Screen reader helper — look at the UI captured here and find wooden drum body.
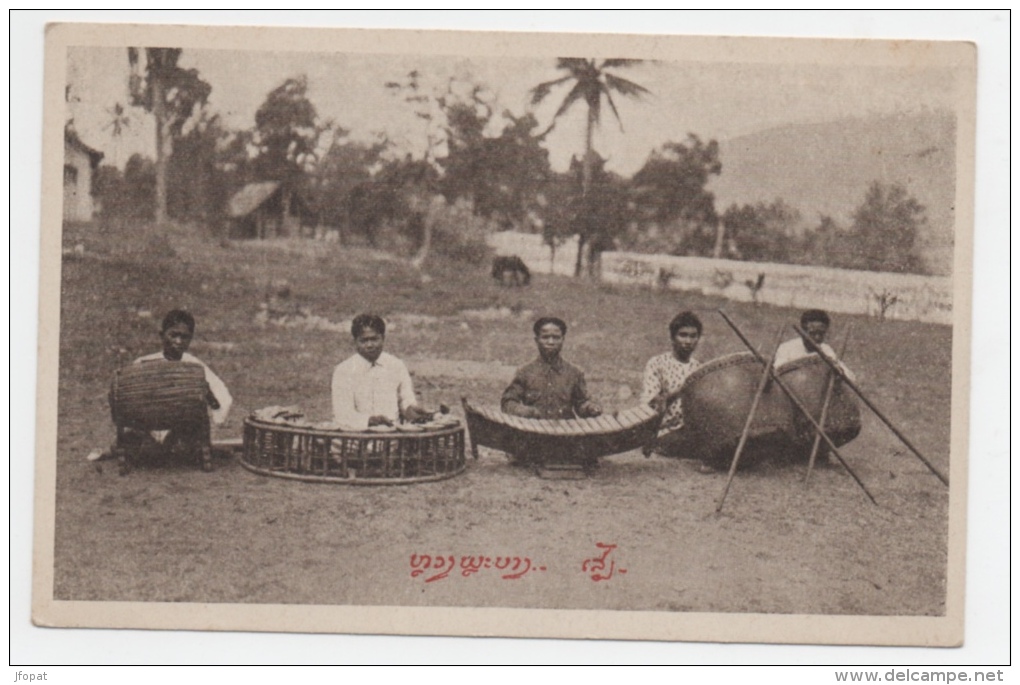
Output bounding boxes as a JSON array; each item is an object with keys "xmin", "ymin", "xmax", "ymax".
[
  {"xmin": 110, "ymin": 361, "xmax": 210, "ymax": 431},
  {"xmin": 241, "ymin": 418, "xmax": 467, "ymax": 485},
  {"xmin": 679, "ymin": 352, "xmax": 792, "ymax": 466},
  {"xmin": 108, "ymin": 361, "xmax": 213, "ymax": 473},
  {"xmin": 463, "ymin": 399, "xmax": 660, "ymax": 462},
  {"xmin": 775, "ymin": 355, "xmax": 861, "ymax": 452}
]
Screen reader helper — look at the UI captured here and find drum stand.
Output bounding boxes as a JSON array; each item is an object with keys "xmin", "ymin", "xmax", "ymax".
[{"xmin": 113, "ymin": 420, "xmax": 213, "ymax": 476}]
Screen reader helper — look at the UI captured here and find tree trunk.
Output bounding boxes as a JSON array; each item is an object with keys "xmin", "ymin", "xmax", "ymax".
[
  {"xmin": 575, "ymin": 106, "xmax": 597, "ymax": 277},
  {"xmin": 574, "ymin": 233, "xmax": 587, "ymax": 278},
  {"xmin": 712, "ymin": 220, "xmax": 726, "ymax": 259},
  {"xmin": 152, "ymin": 75, "xmax": 168, "ymax": 226},
  {"xmin": 410, "ymin": 214, "xmax": 431, "ymax": 270},
  {"xmin": 281, "ymin": 188, "xmax": 292, "ymax": 237}
]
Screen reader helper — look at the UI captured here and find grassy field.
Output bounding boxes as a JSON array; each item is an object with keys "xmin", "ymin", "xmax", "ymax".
[{"xmin": 52, "ymin": 220, "xmax": 952, "ymax": 615}]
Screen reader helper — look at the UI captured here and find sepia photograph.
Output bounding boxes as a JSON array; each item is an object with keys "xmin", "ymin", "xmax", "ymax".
[{"xmin": 21, "ymin": 13, "xmax": 999, "ymax": 660}]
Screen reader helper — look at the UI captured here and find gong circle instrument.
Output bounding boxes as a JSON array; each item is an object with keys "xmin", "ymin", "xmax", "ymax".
[{"xmin": 241, "ymin": 412, "xmax": 466, "ymax": 485}]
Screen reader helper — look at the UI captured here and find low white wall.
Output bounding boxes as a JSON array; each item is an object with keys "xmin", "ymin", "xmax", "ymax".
[{"xmin": 488, "ymin": 231, "xmax": 952, "ymax": 325}]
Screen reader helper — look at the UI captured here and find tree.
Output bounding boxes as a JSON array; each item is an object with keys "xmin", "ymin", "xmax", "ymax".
[
  {"xmin": 721, "ymin": 199, "xmax": 803, "ymax": 263},
  {"xmin": 630, "ymin": 135, "xmax": 722, "ymax": 256},
  {"xmin": 530, "ymin": 58, "xmax": 650, "ymax": 276},
  {"xmin": 849, "ymin": 181, "xmax": 927, "ymax": 273},
  {"xmin": 347, "ymin": 155, "xmax": 437, "ymax": 251},
  {"xmin": 252, "ymin": 75, "xmax": 324, "ymax": 235},
  {"xmin": 253, "ymin": 76, "xmax": 320, "ymax": 179},
  {"xmin": 127, "ymin": 48, "xmax": 211, "ymax": 225},
  {"xmin": 102, "ymin": 102, "xmax": 132, "ymax": 168},
  {"xmin": 312, "ymin": 135, "xmax": 388, "ymax": 242},
  {"xmin": 167, "ymin": 108, "xmax": 232, "ymax": 225},
  {"xmin": 442, "ymin": 111, "xmax": 551, "ymax": 228},
  {"xmin": 383, "ymin": 71, "xmax": 457, "ymax": 268}
]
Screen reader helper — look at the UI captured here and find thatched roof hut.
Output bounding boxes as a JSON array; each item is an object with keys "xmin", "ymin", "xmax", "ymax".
[{"xmin": 227, "ymin": 181, "xmax": 313, "ymax": 238}]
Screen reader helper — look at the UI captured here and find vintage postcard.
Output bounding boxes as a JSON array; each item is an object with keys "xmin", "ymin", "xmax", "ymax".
[{"xmin": 33, "ymin": 20, "xmax": 976, "ymax": 647}]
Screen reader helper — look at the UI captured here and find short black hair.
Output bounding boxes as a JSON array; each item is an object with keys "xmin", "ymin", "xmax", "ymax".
[
  {"xmin": 669, "ymin": 311, "xmax": 702, "ymax": 338},
  {"xmin": 161, "ymin": 309, "xmax": 195, "ymax": 334},
  {"xmin": 533, "ymin": 316, "xmax": 567, "ymax": 336},
  {"xmin": 352, "ymin": 313, "xmax": 386, "ymax": 338},
  {"xmin": 800, "ymin": 309, "xmax": 831, "ymax": 328}
]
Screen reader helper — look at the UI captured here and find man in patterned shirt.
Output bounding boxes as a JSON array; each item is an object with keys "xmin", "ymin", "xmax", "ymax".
[{"xmin": 640, "ymin": 311, "xmax": 702, "ymax": 457}]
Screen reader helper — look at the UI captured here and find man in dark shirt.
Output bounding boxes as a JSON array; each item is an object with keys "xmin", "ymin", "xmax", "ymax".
[
  {"xmin": 501, "ymin": 317, "xmax": 602, "ymax": 472},
  {"xmin": 502, "ymin": 317, "xmax": 602, "ymax": 420}
]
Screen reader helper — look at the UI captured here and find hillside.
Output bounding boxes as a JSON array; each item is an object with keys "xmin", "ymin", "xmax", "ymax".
[{"xmin": 708, "ymin": 111, "xmax": 957, "ymax": 275}]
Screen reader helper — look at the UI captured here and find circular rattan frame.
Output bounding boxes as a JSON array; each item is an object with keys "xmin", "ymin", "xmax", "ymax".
[{"xmin": 240, "ymin": 418, "xmax": 467, "ymax": 485}]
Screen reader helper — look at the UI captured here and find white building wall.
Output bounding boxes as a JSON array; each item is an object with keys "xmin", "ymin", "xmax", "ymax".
[
  {"xmin": 488, "ymin": 231, "xmax": 952, "ymax": 325},
  {"xmin": 63, "ymin": 143, "xmax": 95, "ymax": 222}
]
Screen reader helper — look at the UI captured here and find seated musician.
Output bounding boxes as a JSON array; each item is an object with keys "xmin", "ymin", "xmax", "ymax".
[
  {"xmin": 121, "ymin": 309, "xmax": 233, "ymax": 469},
  {"xmin": 640, "ymin": 311, "xmax": 702, "ymax": 458},
  {"xmin": 331, "ymin": 313, "xmax": 426, "ymax": 430},
  {"xmin": 774, "ymin": 309, "xmax": 856, "ymax": 381},
  {"xmin": 499, "ymin": 318, "xmax": 599, "ymax": 470},
  {"xmin": 501, "ymin": 317, "xmax": 602, "ymax": 469}
]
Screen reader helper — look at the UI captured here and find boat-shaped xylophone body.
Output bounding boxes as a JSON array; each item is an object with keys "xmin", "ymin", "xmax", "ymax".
[{"xmin": 462, "ymin": 399, "xmax": 661, "ymax": 462}]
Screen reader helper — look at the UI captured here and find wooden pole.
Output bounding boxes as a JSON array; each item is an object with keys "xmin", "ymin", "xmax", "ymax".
[
  {"xmin": 717, "ymin": 326, "xmax": 785, "ymax": 513},
  {"xmin": 806, "ymin": 324, "xmax": 853, "ymax": 483},
  {"xmin": 461, "ymin": 397, "xmax": 479, "ymax": 460},
  {"xmin": 792, "ymin": 324, "xmax": 949, "ymax": 487},
  {"xmin": 718, "ymin": 311, "xmax": 877, "ymax": 505}
]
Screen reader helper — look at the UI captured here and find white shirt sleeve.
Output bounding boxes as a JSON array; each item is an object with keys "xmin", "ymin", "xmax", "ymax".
[
  {"xmin": 396, "ymin": 360, "xmax": 418, "ymax": 415},
  {"xmin": 181, "ymin": 353, "xmax": 232, "ymax": 426},
  {"xmin": 812, "ymin": 343, "xmax": 856, "ymax": 383},
  {"xmin": 772, "ymin": 339, "xmax": 802, "ymax": 368},
  {"xmin": 203, "ymin": 365, "xmax": 233, "ymax": 426},
  {"xmin": 332, "ymin": 360, "xmax": 371, "ymax": 430}
]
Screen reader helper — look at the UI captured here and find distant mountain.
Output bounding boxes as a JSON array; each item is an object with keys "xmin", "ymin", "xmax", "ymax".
[{"xmin": 708, "ymin": 111, "xmax": 957, "ymax": 275}]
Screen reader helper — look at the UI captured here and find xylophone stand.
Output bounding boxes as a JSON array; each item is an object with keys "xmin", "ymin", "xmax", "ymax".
[{"xmin": 536, "ymin": 462, "xmax": 591, "ymax": 480}]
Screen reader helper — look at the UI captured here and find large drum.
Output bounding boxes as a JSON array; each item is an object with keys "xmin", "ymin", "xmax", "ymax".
[
  {"xmin": 110, "ymin": 361, "xmax": 210, "ymax": 431},
  {"xmin": 679, "ymin": 352, "xmax": 792, "ymax": 466},
  {"xmin": 774, "ymin": 354, "xmax": 861, "ymax": 454},
  {"xmin": 680, "ymin": 352, "xmax": 862, "ymax": 467},
  {"xmin": 241, "ymin": 416, "xmax": 467, "ymax": 485}
]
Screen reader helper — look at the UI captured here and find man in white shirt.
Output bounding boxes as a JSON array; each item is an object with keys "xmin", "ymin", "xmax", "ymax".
[
  {"xmin": 773, "ymin": 309, "xmax": 856, "ymax": 381},
  {"xmin": 331, "ymin": 314, "xmax": 424, "ymax": 430}
]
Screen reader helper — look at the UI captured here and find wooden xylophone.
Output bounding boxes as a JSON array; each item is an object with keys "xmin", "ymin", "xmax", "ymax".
[{"xmin": 461, "ymin": 398, "xmax": 661, "ymax": 461}]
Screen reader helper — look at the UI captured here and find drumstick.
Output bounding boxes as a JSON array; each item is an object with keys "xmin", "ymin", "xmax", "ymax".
[
  {"xmin": 719, "ymin": 310, "xmax": 877, "ymax": 505},
  {"xmin": 717, "ymin": 326, "xmax": 785, "ymax": 513},
  {"xmin": 793, "ymin": 324, "xmax": 948, "ymax": 487},
  {"xmin": 806, "ymin": 324, "xmax": 853, "ymax": 483}
]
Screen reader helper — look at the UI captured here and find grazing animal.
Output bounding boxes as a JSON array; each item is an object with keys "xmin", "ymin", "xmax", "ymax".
[{"xmin": 491, "ymin": 255, "xmax": 531, "ymax": 287}]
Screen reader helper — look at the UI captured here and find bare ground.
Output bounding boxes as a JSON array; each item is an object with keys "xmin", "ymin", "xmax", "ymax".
[{"xmin": 52, "ymin": 225, "xmax": 951, "ymax": 616}]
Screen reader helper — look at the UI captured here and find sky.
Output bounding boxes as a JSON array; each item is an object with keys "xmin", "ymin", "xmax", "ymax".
[{"xmin": 66, "ymin": 46, "xmax": 958, "ymax": 176}]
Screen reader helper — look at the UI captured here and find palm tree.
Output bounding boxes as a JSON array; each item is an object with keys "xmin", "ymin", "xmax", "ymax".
[
  {"xmin": 103, "ymin": 102, "xmax": 131, "ymax": 168},
  {"xmin": 128, "ymin": 48, "xmax": 210, "ymax": 225},
  {"xmin": 530, "ymin": 58, "xmax": 650, "ymax": 276}
]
